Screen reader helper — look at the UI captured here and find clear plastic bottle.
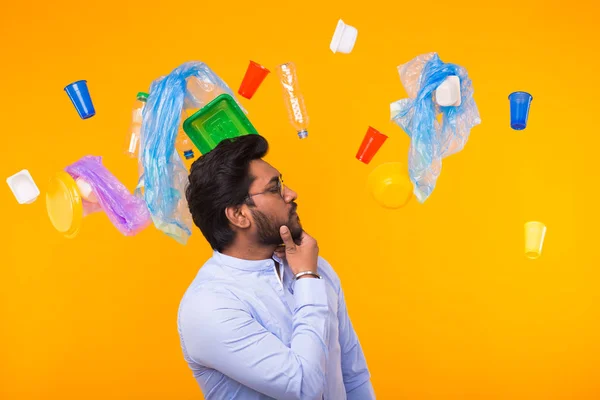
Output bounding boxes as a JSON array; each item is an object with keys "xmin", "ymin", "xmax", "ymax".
[
  {"xmin": 176, "ymin": 110, "xmax": 196, "ymax": 167},
  {"xmin": 125, "ymin": 92, "xmax": 149, "ymax": 158},
  {"xmin": 176, "ymin": 132, "xmax": 195, "ymax": 161},
  {"xmin": 277, "ymin": 62, "xmax": 309, "ymax": 139}
]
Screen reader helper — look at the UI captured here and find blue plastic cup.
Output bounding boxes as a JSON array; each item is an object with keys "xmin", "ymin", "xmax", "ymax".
[
  {"xmin": 64, "ymin": 80, "xmax": 95, "ymax": 119},
  {"xmin": 509, "ymin": 91, "xmax": 533, "ymax": 130}
]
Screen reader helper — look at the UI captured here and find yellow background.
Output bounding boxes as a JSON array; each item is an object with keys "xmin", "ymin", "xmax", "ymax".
[{"xmin": 1, "ymin": 0, "xmax": 599, "ymax": 398}]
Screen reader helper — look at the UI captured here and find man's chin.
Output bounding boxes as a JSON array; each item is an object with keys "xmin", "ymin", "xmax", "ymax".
[{"xmin": 290, "ymin": 223, "xmax": 303, "ymax": 243}]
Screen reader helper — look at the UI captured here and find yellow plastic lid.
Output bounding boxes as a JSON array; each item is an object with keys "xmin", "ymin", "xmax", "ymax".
[
  {"xmin": 46, "ymin": 171, "xmax": 83, "ymax": 238},
  {"xmin": 368, "ymin": 162, "xmax": 413, "ymax": 209}
]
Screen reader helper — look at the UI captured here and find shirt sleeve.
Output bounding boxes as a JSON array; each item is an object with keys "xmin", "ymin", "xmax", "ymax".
[
  {"xmin": 337, "ymin": 284, "xmax": 376, "ymax": 399},
  {"xmin": 179, "ymin": 278, "xmax": 330, "ymax": 400}
]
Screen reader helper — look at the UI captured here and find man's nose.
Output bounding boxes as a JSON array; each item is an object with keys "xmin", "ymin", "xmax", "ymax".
[{"xmin": 283, "ymin": 186, "xmax": 297, "ymax": 203}]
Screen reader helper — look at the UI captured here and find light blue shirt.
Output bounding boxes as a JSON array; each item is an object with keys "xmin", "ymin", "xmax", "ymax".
[{"xmin": 178, "ymin": 251, "xmax": 375, "ymax": 400}]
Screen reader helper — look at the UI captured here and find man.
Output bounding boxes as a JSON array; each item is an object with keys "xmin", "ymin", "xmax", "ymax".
[{"xmin": 178, "ymin": 134, "xmax": 375, "ymax": 399}]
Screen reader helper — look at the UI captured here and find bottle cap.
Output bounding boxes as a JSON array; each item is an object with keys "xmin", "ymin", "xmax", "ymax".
[{"xmin": 297, "ymin": 130, "xmax": 308, "ymax": 139}]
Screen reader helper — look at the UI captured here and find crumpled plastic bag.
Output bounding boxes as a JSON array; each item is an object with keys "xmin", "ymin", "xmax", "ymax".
[
  {"xmin": 390, "ymin": 52, "xmax": 481, "ymax": 203},
  {"xmin": 137, "ymin": 61, "xmax": 243, "ymax": 244},
  {"xmin": 65, "ymin": 155, "xmax": 151, "ymax": 236}
]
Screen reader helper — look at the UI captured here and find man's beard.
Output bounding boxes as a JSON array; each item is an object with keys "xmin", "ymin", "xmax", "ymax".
[{"xmin": 251, "ymin": 206, "xmax": 303, "ymax": 246}]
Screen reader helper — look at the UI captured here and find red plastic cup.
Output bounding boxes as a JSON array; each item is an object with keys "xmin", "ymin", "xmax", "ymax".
[
  {"xmin": 356, "ymin": 126, "xmax": 388, "ymax": 164},
  {"xmin": 238, "ymin": 61, "xmax": 270, "ymax": 99}
]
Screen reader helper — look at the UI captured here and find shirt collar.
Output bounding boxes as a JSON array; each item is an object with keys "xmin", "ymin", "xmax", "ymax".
[
  {"xmin": 214, "ymin": 250, "xmax": 277, "ymax": 271},
  {"xmin": 273, "ymin": 255, "xmax": 295, "ymax": 293}
]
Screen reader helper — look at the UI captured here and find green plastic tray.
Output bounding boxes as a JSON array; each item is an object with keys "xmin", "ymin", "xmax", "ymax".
[{"xmin": 182, "ymin": 94, "xmax": 258, "ymax": 155}]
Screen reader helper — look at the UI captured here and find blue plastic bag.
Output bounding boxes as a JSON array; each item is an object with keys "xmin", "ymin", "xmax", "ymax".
[
  {"xmin": 65, "ymin": 156, "xmax": 151, "ymax": 236},
  {"xmin": 137, "ymin": 61, "xmax": 242, "ymax": 244},
  {"xmin": 390, "ymin": 53, "xmax": 481, "ymax": 203}
]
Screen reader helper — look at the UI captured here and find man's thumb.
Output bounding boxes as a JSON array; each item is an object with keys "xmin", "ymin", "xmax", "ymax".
[
  {"xmin": 279, "ymin": 225, "xmax": 289, "ymax": 239},
  {"xmin": 279, "ymin": 226, "xmax": 295, "ymax": 248}
]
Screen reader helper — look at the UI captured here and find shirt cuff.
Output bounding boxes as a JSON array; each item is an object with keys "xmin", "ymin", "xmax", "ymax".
[{"xmin": 293, "ymin": 277, "xmax": 328, "ymax": 309}]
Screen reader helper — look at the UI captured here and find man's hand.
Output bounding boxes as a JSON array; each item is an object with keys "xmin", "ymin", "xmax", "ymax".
[{"xmin": 279, "ymin": 226, "xmax": 319, "ymax": 277}]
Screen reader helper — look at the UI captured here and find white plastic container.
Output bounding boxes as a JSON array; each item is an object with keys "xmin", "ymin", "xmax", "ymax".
[
  {"xmin": 330, "ymin": 19, "xmax": 358, "ymax": 54},
  {"xmin": 435, "ymin": 76, "xmax": 461, "ymax": 107},
  {"xmin": 6, "ymin": 169, "xmax": 40, "ymax": 204}
]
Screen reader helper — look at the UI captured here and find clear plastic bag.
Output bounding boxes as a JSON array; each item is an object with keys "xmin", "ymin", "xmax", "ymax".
[
  {"xmin": 65, "ymin": 156, "xmax": 151, "ymax": 236},
  {"xmin": 390, "ymin": 52, "xmax": 481, "ymax": 203},
  {"xmin": 137, "ymin": 61, "xmax": 242, "ymax": 244}
]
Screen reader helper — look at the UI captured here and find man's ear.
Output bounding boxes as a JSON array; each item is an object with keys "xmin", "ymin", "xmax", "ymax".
[{"xmin": 225, "ymin": 205, "xmax": 251, "ymax": 229}]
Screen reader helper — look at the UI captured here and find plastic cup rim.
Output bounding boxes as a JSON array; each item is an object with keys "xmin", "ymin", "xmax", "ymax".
[
  {"xmin": 64, "ymin": 80, "xmax": 88, "ymax": 91},
  {"xmin": 525, "ymin": 221, "xmax": 546, "ymax": 228},
  {"xmin": 249, "ymin": 61, "xmax": 270, "ymax": 73},
  {"xmin": 509, "ymin": 91, "xmax": 533, "ymax": 101},
  {"xmin": 367, "ymin": 126, "xmax": 388, "ymax": 138}
]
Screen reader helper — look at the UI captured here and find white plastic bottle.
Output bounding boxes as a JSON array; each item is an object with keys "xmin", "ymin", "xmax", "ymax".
[
  {"xmin": 125, "ymin": 92, "xmax": 149, "ymax": 158},
  {"xmin": 277, "ymin": 62, "xmax": 309, "ymax": 139}
]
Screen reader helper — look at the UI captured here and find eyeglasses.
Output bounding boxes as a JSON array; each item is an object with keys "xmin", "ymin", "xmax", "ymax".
[{"xmin": 246, "ymin": 176, "xmax": 285, "ymax": 203}]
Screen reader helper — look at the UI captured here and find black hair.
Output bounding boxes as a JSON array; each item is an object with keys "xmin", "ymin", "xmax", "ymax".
[{"xmin": 186, "ymin": 134, "xmax": 269, "ymax": 251}]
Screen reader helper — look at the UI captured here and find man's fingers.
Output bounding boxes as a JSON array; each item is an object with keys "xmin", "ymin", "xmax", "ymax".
[{"xmin": 279, "ymin": 226, "xmax": 296, "ymax": 251}]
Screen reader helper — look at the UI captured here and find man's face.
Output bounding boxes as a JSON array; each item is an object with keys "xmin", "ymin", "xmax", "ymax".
[{"xmin": 246, "ymin": 159, "xmax": 303, "ymax": 246}]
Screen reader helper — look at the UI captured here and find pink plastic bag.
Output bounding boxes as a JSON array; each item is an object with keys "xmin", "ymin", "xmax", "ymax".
[{"xmin": 65, "ymin": 156, "xmax": 151, "ymax": 236}]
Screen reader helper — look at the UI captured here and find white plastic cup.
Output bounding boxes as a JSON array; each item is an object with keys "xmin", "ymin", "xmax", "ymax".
[
  {"xmin": 330, "ymin": 19, "xmax": 358, "ymax": 54},
  {"xmin": 524, "ymin": 221, "xmax": 547, "ymax": 260},
  {"xmin": 6, "ymin": 169, "xmax": 40, "ymax": 204}
]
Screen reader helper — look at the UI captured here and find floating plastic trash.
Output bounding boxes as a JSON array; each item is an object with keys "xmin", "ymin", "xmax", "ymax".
[
  {"xmin": 524, "ymin": 221, "xmax": 546, "ymax": 259},
  {"xmin": 124, "ymin": 92, "xmax": 149, "ymax": 158},
  {"xmin": 390, "ymin": 52, "xmax": 481, "ymax": 203},
  {"xmin": 7, "ymin": 169, "xmax": 40, "ymax": 204},
  {"xmin": 356, "ymin": 126, "xmax": 388, "ymax": 164},
  {"xmin": 65, "ymin": 80, "xmax": 95, "ymax": 119},
  {"xmin": 183, "ymin": 94, "xmax": 258, "ymax": 155},
  {"xmin": 330, "ymin": 19, "xmax": 358, "ymax": 54},
  {"xmin": 277, "ymin": 62, "xmax": 309, "ymax": 139},
  {"xmin": 238, "ymin": 61, "xmax": 270, "ymax": 99},
  {"xmin": 46, "ymin": 171, "xmax": 84, "ymax": 238},
  {"xmin": 75, "ymin": 177, "xmax": 98, "ymax": 203},
  {"xmin": 46, "ymin": 156, "xmax": 151, "ymax": 238},
  {"xmin": 138, "ymin": 61, "xmax": 243, "ymax": 244},
  {"xmin": 509, "ymin": 91, "xmax": 533, "ymax": 130},
  {"xmin": 368, "ymin": 162, "xmax": 413, "ymax": 209},
  {"xmin": 435, "ymin": 76, "xmax": 461, "ymax": 107}
]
